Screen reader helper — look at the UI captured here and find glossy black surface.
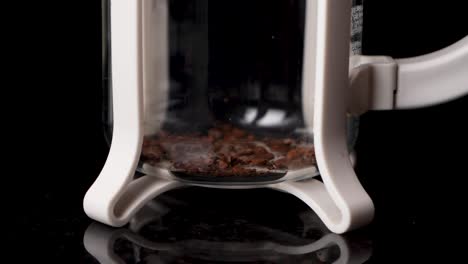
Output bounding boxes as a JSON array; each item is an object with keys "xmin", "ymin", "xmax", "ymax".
[
  {"xmin": 10, "ymin": 0, "xmax": 468, "ymax": 263},
  {"xmin": 83, "ymin": 188, "xmax": 372, "ymax": 263}
]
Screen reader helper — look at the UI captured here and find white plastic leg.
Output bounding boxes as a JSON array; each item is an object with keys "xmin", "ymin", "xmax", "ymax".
[
  {"xmin": 297, "ymin": 0, "xmax": 375, "ymax": 234},
  {"xmin": 85, "ymin": 173, "xmax": 183, "ymax": 227},
  {"xmin": 129, "ymin": 198, "xmax": 171, "ymax": 231},
  {"xmin": 270, "ymin": 180, "xmax": 341, "ymax": 232},
  {"xmin": 83, "ymin": 0, "xmax": 143, "ymax": 227},
  {"xmin": 269, "ymin": 176, "xmax": 373, "ymax": 234},
  {"xmin": 112, "ymin": 176, "xmax": 183, "ymax": 225},
  {"xmin": 84, "ymin": 0, "xmax": 182, "ymax": 227}
]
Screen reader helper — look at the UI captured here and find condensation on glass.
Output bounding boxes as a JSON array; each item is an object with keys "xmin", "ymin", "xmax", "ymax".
[{"xmin": 102, "ymin": 0, "xmax": 364, "ymax": 185}]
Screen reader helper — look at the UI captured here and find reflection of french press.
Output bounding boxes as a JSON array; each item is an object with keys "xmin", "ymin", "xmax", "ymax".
[
  {"xmin": 84, "ymin": 197, "xmax": 373, "ymax": 263},
  {"xmin": 85, "ymin": 0, "xmax": 468, "ymax": 233}
]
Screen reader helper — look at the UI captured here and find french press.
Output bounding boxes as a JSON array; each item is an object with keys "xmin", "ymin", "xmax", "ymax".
[{"xmin": 85, "ymin": 0, "xmax": 468, "ymax": 233}]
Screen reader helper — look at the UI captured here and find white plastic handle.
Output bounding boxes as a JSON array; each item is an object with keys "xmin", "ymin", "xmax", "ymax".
[
  {"xmin": 396, "ymin": 36, "xmax": 468, "ymax": 109},
  {"xmin": 350, "ymin": 36, "xmax": 468, "ymax": 112}
]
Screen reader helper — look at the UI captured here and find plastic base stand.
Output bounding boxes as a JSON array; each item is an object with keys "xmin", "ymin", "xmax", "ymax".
[{"xmin": 85, "ymin": 169, "xmax": 371, "ymax": 234}]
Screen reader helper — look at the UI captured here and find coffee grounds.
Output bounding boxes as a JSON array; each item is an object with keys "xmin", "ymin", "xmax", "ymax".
[{"xmin": 142, "ymin": 124, "xmax": 315, "ymax": 177}]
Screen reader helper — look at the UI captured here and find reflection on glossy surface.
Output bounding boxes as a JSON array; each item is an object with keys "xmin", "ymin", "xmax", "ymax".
[{"xmin": 84, "ymin": 188, "xmax": 372, "ymax": 263}]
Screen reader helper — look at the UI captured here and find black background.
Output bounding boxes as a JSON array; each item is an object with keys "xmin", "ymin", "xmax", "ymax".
[{"xmin": 10, "ymin": 0, "xmax": 468, "ymax": 263}]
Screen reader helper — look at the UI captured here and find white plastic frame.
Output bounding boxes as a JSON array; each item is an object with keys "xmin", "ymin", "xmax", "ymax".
[
  {"xmin": 84, "ymin": 0, "xmax": 468, "ymax": 233},
  {"xmin": 84, "ymin": 0, "xmax": 373, "ymax": 234}
]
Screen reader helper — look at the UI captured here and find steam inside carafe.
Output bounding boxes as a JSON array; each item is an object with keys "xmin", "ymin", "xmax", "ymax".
[{"xmin": 142, "ymin": 123, "xmax": 316, "ymax": 181}]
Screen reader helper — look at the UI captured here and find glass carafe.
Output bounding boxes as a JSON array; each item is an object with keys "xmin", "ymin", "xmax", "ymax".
[{"xmin": 102, "ymin": 0, "xmax": 364, "ymax": 185}]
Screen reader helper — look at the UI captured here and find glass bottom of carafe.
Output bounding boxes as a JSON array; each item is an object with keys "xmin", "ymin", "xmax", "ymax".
[{"xmin": 138, "ymin": 164, "xmax": 319, "ymax": 187}]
